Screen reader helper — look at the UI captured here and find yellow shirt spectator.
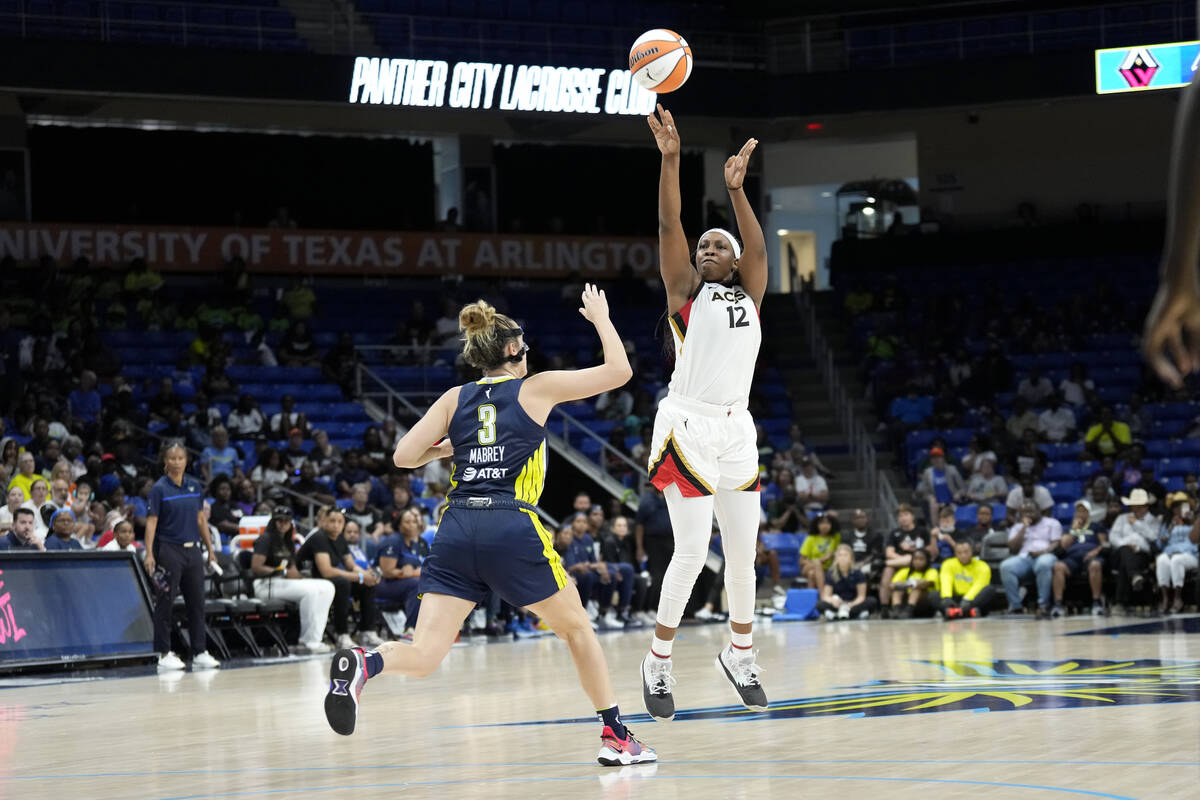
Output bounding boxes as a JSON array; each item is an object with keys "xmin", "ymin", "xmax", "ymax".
[
  {"xmin": 892, "ymin": 566, "xmax": 939, "ymax": 588},
  {"xmin": 800, "ymin": 532, "xmax": 841, "ymax": 569},
  {"xmin": 940, "ymin": 556, "xmax": 991, "ymax": 601},
  {"xmin": 1084, "ymin": 418, "xmax": 1131, "ymax": 456}
]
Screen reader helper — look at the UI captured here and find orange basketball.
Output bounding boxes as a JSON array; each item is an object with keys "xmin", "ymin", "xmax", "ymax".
[{"xmin": 628, "ymin": 28, "xmax": 693, "ymax": 94}]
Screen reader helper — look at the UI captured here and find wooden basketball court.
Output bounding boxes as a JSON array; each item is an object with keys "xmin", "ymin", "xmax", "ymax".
[{"xmin": 2, "ymin": 616, "xmax": 1198, "ymax": 800}]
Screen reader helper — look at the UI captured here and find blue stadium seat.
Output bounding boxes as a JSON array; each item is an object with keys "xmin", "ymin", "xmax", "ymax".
[
  {"xmin": 1158, "ymin": 457, "xmax": 1199, "ymax": 477},
  {"xmin": 1172, "ymin": 439, "xmax": 1200, "ymax": 458},
  {"xmin": 1043, "ymin": 461, "xmax": 1084, "ymax": 481},
  {"xmin": 1045, "ymin": 481, "xmax": 1082, "ymax": 503},
  {"xmin": 760, "ymin": 532, "xmax": 802, "ymax": 578}
]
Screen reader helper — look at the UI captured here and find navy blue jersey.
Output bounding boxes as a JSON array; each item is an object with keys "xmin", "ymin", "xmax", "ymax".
[{"xmin": 447, "ymin": 376, "xmax": 547, "ymax": 505}]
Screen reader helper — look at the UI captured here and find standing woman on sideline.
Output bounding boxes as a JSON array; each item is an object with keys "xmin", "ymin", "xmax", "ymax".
[
  {"xmin": 640, "ymin": 104, "xmax": 768, "ymax": 720},
  {"xmin": 323, "ymin": 287, "xmax": 656, "ymax": 767},
  {"xmin": 143, "ymin": 441, "xmax": 220, "ymax": 671}
]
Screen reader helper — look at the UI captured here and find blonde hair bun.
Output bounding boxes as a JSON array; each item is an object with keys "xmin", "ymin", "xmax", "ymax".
[{"xmin": 459, "ymin": 301, "xmax": 497, "ymax": 337}]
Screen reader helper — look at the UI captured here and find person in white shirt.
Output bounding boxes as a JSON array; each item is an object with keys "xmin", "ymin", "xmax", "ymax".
[
  {"xmin": 1058, "ymin": 363, "xmax": 1094, "ymax": 408},
  {"xmin": 794, "ymin": 457, "xmax": 829, "ymax": 511},
  {"xmin": 1107, "ymin": 488, "xmax": 1160, "ymax": 612},
  {"xmin": 0, "ymin": 486, "xmax": 24, "ymax": 532},
  {"xmin": 1017, "ymin": 367, "xmax": 1054, "ymax": 405},
  {"xmin": 19, "ymin": 478, "xmax": 52, "ymax": 544},
  {"xmin": 1037, "ymin": 394, "xmax": 1077, "ymax": 443},
  {"xmin": 1076, "ymin": 477, "xmax": 1112, "ymax": 528},
  {"xmin": 966, "ymin": 458, "xmax": 1008, "ymax": 504},
  {"xmin": 1000, "ymin": 501, "xmax": 1063, "ymax": 615},
  {"xmin": 1005, "ymin": 475, "xmax": 1054, "ymax": 523},
  {"xmin": 100, "ymin": 519, "xmax": 138, "ymax": 552}
]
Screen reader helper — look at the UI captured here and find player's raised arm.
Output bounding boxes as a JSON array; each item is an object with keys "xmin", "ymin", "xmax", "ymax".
[
  {"xmin": 725, "ymin": 138, "xmax": 766, "ymax": 307},
  {"xmin": 521, "ymin": 284, "xmax": 632, "ymax": 420},
  {"xmin": 1144, "ymin": 71, "xmax": 1200, "ymax": 387},
  {"xmin": 648, "ymin": 104, "xmax": 699, "ymax": 313},
  {"xmin": 392, "ymin": 387, "xmax": 458, "ymax": 469}
]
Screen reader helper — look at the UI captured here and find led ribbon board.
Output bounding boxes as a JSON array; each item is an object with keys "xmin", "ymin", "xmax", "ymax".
[
  {"xmin": 1095, "ymin": 40, "xmax": 1200, "ymax": 94},
  {"xmin": 347, "ymin": 57, "xmax": 658, "ymax": 115}
]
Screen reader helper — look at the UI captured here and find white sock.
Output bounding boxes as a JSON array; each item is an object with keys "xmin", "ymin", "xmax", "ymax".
[
  {"xmin": 730, "ymin": 630, "xmax": 752, "ymax": 650},
  {"xmin": 650, "ymin": 635, "xmax": 673, "ymax": 659}
]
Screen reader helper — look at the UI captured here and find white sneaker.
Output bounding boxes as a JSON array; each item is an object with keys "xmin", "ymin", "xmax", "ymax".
[
  {"xmin": 336, "ymin": 633, "xmax": 356, "ymax": 650},
  {"xmin": 603, "ymin": 610, "xmax": 621, "ymax": 628},
  {"xmin": 192, "ymin": 651, "xmax": 221, "ymax": 670},
  {"xmin": 157, "ymin": 651, "xmax": 185, "ymax": 671},
  {"xmin": 694, "ymin": 606, "xmax": 717, "ymax": 622},
  {"xmin": 715, "ymin": 644, "xmax": 767, "ymax": 711},
  {"xmin": 638, "ymin": 611, "xmax": 658, "ymax": 627},
  {"xmin": 837, "ymin": 604, "xmax": 851, "ymax": 620},
  {"xmin": 587, "ymin": 600, "xmax": 600, "ymax": 621},
  {"xmin": 304, "ymin": 641, "xmax": 333, "ymax": 654},
  {"xmin": 772, "ymin": 584, "xmax": 787, "ymax": 597},
  {"xmin": 358, "ymin": 630, "xmax": 385, "ymax": 648}
]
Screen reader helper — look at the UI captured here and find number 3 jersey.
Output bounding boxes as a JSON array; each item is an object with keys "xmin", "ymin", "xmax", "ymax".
[
  {"xmin": 446, "ymin": 376, "xmax": 548, "ymax": 505},
  {"xmin": 667, "ymin": 281, "xmax": 762, "ymax": 406}
]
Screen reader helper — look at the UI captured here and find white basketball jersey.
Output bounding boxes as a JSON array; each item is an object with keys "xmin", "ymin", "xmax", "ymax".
[{"xmin": 666, "ymin": 281, "xmax": 762, "ymax": 406}]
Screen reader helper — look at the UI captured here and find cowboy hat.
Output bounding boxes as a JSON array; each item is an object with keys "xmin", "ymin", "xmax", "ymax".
[
  {"xmin": 1165, "ymin": 491, "xmax": 1191, "ymax": 509},
  {"xmin": 1121, "ymin": 488, "xmax": 1154, "ymax": 507}
]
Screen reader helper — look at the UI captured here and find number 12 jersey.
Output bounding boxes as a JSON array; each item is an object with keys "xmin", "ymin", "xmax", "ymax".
[{"xmin": 666, "ymin": 281, "xmax": 763, "ymax": 407}]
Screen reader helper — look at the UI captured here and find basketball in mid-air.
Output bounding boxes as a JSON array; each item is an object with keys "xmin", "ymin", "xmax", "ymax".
[{"xmin": 628, "ymin": 29, "xmax": 693, "ymax": 94}]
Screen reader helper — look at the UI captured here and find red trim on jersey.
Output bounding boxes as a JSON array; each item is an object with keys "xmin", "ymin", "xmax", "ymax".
[{"xmin": 649, "ymin": 451, "xmax": 711, "ymax": 498}]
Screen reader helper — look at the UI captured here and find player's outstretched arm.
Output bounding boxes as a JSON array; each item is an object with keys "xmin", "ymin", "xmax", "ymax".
[
  {"xmin": 521, "ymin": 284, "xmax": 633, "ymax": 422},
  {"xmin": 1145, "ymin": 72, "xmax": 1200, "ymax": 387},
  {"xmin": 648, "ymin": 104, "xmax": 699, "ymax": 313},
  {"xmin": 725, "ymin": 138, "xmax": 766, "ymax": 307},
  {"xmin": 393, "ymin": 387, "xmax": 458, "ymax": 468}
]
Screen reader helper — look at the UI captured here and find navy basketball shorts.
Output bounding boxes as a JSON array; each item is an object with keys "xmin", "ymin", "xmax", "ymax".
[{"xmin": 419, "ymin": 506, "xmax": 569, "ymax": 607}]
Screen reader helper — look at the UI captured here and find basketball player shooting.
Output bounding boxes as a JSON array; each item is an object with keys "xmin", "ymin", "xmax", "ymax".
[{"xmin": 639, "ymin": 104, "xmax": 769, "ymax": 721}]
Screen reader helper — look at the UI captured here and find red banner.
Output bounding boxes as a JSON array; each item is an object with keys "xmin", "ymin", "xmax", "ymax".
[{"xmin": 0, "ymin": 223, "xmax": 658, "ymax": 277}]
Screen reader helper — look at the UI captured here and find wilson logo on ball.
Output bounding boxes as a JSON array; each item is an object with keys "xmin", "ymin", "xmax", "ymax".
[{"xmin": 628, "ymin": 29, "xmax": 693, "ymax": 94}]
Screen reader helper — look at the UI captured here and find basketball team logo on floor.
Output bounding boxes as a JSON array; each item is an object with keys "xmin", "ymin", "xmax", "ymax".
[{"xmin": 464, "ymin": 659, "xmax": 1200, "ymax": 727}]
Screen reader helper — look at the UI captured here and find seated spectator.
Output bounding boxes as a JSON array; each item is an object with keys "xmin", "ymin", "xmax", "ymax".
[
  {"xmin": 186, "ymin": 392, "xmax": 223, "ymax": 450},
  {"xmin": 344, "ymin": 483, "xmax": 379, "ymax": 533},
  {"xmin": 343, "ymin": 518, "xmax": 373, "ymax": 570},
  {"xmin": 43, "ymin": 507, "xmax": 83, "ymax": 551},
  {"xmin": 1017, "ymin": 367, "xmax": 1054, "ymax": 405},
  {"xmin": 295, "ymin": 507, "xmax": 382, "ymax": 649},
  {"xmin": 939, "ymin": 538, "xmax": 996, "ymax": 618},
  {"xmin": 1107, "ymin": 489, "xmax": 1160, "ymax": 614},
  {"xmin": 967, "ymin": 458, "xmax": 1007, "ymax": 505},
  {"xmin": 933, "ymin": 504, "xmax": 959, "ymax": 561},
  {"xmin": 1006, "ymin": 475, "xmax": 1054, "ymax": 525},
  {"xmin": 282, "ymin": 428, "xmax": 309, "ymax": 472},
  {"xmin": 375, "ymin": 507, "xmax": 429, "ymax": 637},
  {"xmin": 21, "ymin": 478, "xmax": 52, "ymax": 542},
  {"xmin": 147, "ymin": 377, "xmax": 181, "ymax": 422},
  {"xmin": 270, "ymin": 395, "xmax": 307, "ymax": 440},
  {"xmin": 1007, "ymin": 430, "xmax": 1049, "ymax": 479},
  {"xmin": 963, "ymin": 503, "xmax": 999, "ymax": 554},
  {"xmin": 931, "ymin": 384, "xmax": 967, "ymax": 428},
  {"xmin": 767, "ymin": 472, "xmax": 804, "ymax": 533},
  {"xmin": 309, "ymin": 429, "xmax": 343, "ymax": 477},
  {"xmin": 0, "ymin": 507, "xmax": 43, "ymax": 550},
  {"xmin": 603, "ymin": 514, "xmax": 653, "ymax": 623},
  {"xmin": 799, "ymin": 513, "xmax": 840, "ymax": 592},
  {"xmin": 7, "ymin": 451, "xmax": 38, "ymax": 501},
  {"xmin": 889, "ymin": 548, "xmax": 939, "ymax": 618},
  {"xmin": 1084, "ymin": 407, "xmax": 1132, "ymax": 460},
  {"xmin": 67, "ymin": 370, "xmax": 102, "ymax": 431},
  {"xmin": 202, "ymin": 357, "xmax": 237, "ymax": 399},
  {"xmin": 334, "ymin": 451, "xmax": 370, "ymax": 497},
  {"xmin": 1077, "ymin": 477, "xmax": 1112, "ymax": 528},
  {"xmin": 1156, "ymin": 493, "xmax": 1199, "ymax": 614},
  {"xmin": 359, "ymin": 427, "xmax": 391, "ymax": 475},
  {"xmin": 207, "ymin": 476, "xmax": 242, "ymax": 540},
  {"xmin": 596, "ymin": 514, "xmax": 639, "ymax": 628},
  {"xmin": 250, "ymin": 507, "xmax": 335, "ymax": 654},
  {"xmin": 1124, "ymin": 393, "xmax": 1154, "ymax": 440},
  {"xmin": 100, "ymin": 518, "xmax": 137, "ymax": 552},
  {"xmin": 1037, "ymin": 394, "xmax": 1076, "ymax": 443},
  {"xmin": 1006, "ymin": 398, "xmax": 1040, "ymax": 442},
  {"xmin": 817, "ymin": 544, "xmax": 878, "ymax": 620},
  {"xmin": 201, "ymin": 426, "xmax": 239, "ymax": 482},
  {"xmin": 1115, "ymin": 443, "xmax": 1166, "ymax": 501},
  {"xmin": 887, "ymin": 384, "xmax": 933, "ymax": 446},
  {"xmin": 960, "ymin": 435, "xmax": 997, "ymax": 477},
  {"xmin": 1000, "ymin": 500, "xmax": 1063, "ymax": 616},
  {"xmin": 1051, "ymin": 501, "xmax": 1107, "ymax": 617},
  {"xmin": 794, "ymin": 456, "xmax": 829, "ymax": 512},
  {"xmin": 226, "ymin": 394, "xmax": 265, "ymax": 438},
  {"xmin": 250, "ymin": 447, "xmax": 290, "ymax": 501},
  {"xmin": 322, "ymin": 332, "xmax": 359, "ymax": 398},
  {"xmin": 786, "ymin": 424, "xmax": 832, "ymax": 477},
  {"xmin": 292, "ymin": 461, "xmax": 336, "ymax": 509},
  {"xmin": 844, "ymin": 509, "xmax": 883, "ymax": 580},
  {"xmin": 560, "ymin": 515, "xmax": 603, "ymax": 611},
  {"xmin": 917, "ymin": 447, "xmax": 966, "ymax": 523},
  {"xmin": 1058, "ymin": 363, "xmax": 1094, "ymax": 408},
  {"xmin": 880, "ymin": 504, "xmax": 936, "ymax": 614},
  {"xmin": 279, "ymin": 321, "xmax": 321, "ymax": 367},
  {"xmin": 0, "ymin": 485, "xmax": 24, "ymax": 532}
]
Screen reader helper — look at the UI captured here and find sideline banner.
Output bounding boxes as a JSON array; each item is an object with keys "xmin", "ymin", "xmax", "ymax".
[
  {"xmin": 1095, "ymin": 40, "xmax": 1199, "ymax": 94},
  {"xmin": 0, "ymin": 223, "xmax": 657, "ymax": 277}
]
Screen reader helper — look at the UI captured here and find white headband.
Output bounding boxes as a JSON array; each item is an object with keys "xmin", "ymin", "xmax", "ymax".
[{"xmin": 701, "ymin": 228, "xmax": 741, "ymax": 260}]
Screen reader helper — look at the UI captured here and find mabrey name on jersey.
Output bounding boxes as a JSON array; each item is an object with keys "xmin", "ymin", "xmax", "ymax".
[
  {"xmin": 468, "ymin": 446, "xmax": 505, "ymax": 464},
  {"xmin": 460, "ymin": 466, "xmax": 509, "ymax": 481}
]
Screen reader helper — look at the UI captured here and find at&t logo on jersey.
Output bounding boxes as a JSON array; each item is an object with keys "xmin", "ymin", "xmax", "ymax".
[{"xmin": 460, "ymin": 466, "xmax": 509, "ymax": 482}]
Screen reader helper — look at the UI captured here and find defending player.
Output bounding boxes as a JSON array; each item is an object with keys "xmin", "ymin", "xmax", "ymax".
[
  {"xmin": 640, "ymin": 104, "xmax": 769, "ymax": 720},
  {"xmin": 323, "ymin": 286, "xmax": 656, "ymax": 767}
]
